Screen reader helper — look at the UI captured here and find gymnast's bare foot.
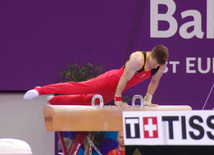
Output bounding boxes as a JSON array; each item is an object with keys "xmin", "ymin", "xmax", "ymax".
[{"xmin": 23, "ymin": 89, "xmax": 39, "ymax": 100}]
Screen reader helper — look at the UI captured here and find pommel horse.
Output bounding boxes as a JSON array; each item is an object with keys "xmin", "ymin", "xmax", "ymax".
[{"xmin": 43, "ymin": 95, "xmax": 192, "ymax": 155}]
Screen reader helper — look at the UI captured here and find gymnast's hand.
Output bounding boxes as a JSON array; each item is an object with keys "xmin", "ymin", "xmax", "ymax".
[
  {"xmin": 144, "ymin": 94, "xmax": 158, "ymax": 107},
  {"xmin": 144, "ymin": 101, "xmax": 159, "ymax": 107},
  {"xmin": 115, "ymin": 101, "xmax": 130, "ymax": 107},
  {"xmin": 149, "ymin": 103, "xmax": 159, "ymax": 107}
]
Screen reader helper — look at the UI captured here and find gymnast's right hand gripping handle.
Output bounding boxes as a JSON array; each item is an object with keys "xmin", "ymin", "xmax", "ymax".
[
  {"xmin": 132, "ymin": 95, "xmax": 144, "ymax": 109},
  {"xmin": 92, "ymin": 94, "xmax": 104, "ymax": 109}
]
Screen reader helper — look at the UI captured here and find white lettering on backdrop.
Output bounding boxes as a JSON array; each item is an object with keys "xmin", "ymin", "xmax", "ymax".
[{"xmin": 150, "ymin": 0, "xmax": 214, "ymax": 39}]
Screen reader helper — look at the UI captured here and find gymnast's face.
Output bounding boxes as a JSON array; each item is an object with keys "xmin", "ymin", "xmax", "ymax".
[
  {"xmin": 117, "ymin": 131, "xmax": 124, "ymax": 147},
  {"xmin": 150, "ymin": 57, "xmax": 160, "ymax": 69}
]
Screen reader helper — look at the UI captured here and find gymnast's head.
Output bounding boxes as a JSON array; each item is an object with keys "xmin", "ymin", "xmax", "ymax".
[{"xmin": 151, "ymin": 45, "xmax": 169, "ymax": 66}]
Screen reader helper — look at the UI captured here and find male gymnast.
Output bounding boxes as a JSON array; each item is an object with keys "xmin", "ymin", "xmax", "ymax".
[{"xmin": 24, "ymin": 45, "xmax": 168, "ymax": 107}]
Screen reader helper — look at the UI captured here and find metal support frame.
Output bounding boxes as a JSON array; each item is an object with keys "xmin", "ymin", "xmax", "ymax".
[{"xmin": 58, "ymin": 131, "xmax": 87, "ymax": 155}]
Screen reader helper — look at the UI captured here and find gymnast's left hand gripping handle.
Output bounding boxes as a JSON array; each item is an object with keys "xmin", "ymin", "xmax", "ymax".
[{"xmin": 92, "ymin": 95, "xmax": 104, "ymax": 109}]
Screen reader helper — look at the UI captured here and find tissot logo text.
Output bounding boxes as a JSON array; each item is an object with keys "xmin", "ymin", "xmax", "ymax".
[
  {"xmin": 123, "ymin": 111, "xmax": 214, "ymax": 146},
  {"xmin": 143, "ymin": 117, "xmax": 158, "ymax": 138},
  {"xmin": 125, "ymin": 118, "xmax": 140, "ymax": 138}
]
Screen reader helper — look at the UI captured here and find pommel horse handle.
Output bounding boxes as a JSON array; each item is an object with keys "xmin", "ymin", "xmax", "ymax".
[
  {"xmin": 92, "ymin": 94, "xmax": 104, "ymax": 108},
  {"xmin": 132, "ymin": 95, "xmax": 144, "ymax": 109}
]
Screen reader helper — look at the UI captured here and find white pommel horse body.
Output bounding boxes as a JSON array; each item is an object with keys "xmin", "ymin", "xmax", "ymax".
[{"xmin": 43, "ymin": 95, "xmax": 192, "ymax": 155}]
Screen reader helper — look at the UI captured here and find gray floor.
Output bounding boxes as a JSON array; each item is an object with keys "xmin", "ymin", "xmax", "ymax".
[{"xmin": 0, "ymin": 93, "xmax": 54, "ymax": 155}]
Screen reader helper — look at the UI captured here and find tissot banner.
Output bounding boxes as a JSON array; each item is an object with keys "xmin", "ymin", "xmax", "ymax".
[{"xmin": 123, "ymin": 111, "xmax": 214, "ymax": 145}]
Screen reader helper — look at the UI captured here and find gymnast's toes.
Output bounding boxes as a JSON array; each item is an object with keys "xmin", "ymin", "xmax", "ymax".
[
  {"xmin": 23, "ymin": 89, "xmax": 39, "ymax": 100},
  {"xmin": 47, "ymin": 95, "xmax": 54, "ymax": 101}
]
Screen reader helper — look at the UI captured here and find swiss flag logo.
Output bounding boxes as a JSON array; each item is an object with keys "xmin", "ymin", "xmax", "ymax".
[{"xmin": 143, "ymin": 117, "xmax": 158, "ymax": 138}]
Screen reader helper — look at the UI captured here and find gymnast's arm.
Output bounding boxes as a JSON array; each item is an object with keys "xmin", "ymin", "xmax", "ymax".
[
  {"xmin": 115, "ymin": 52, "xmax": 143, "ymax": 107},
  {"xmin": 145, "ymin": 63, "xmax": 167, "ymax": 106}
]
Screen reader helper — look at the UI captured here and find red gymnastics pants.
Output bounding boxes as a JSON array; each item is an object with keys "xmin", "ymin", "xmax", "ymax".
[{"xmin": 35, "ymin": 68, "xmax": 125, "ymax": 105}]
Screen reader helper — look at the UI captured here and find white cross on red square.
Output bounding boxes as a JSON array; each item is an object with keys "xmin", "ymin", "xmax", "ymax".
[{"xmin": 143, "ymin": 117, "xmax": 158, "ymax": 138}]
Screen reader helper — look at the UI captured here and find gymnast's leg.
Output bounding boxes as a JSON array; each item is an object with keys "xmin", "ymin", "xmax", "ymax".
[
  {"xmin": 47, "ymin": 93, "xmax": 115, "ymax": 105},
  {"xmin": 23, "ymin": 69, "xmax": 120, "ymax": 100},
  {"xmin": 24, "ymin": 80, "xmax": 110, "ymax": 100},
  {"xmin": 47, "ymin": 94, "xmax": 91, "ymax": 105}
]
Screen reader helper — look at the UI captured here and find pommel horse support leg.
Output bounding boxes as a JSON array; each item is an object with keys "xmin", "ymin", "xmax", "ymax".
[{"xmin": 43, "ymin": 95, "xmax": 192, "ymax": 155}]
